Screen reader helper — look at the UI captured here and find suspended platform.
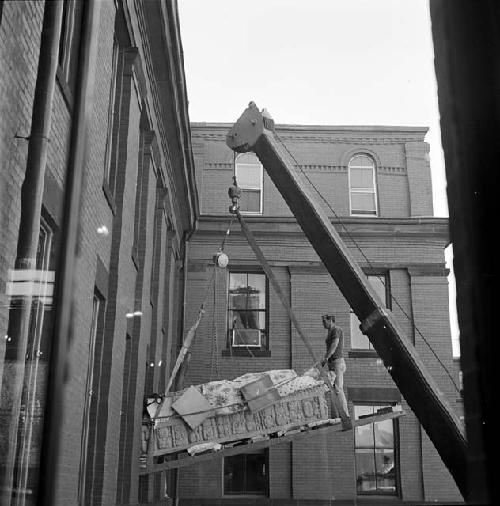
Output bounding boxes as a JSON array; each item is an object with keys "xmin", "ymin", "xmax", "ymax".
[
  {"xmin": 140, "ymin": 367, "xmax": 405, "ymax": 475},
  {"xmin": 140, "ymin": 407, "xmax": 404, "ymax": 473}
]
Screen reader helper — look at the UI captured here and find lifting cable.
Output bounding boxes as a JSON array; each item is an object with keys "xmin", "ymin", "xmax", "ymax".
[{"xmin": 273, "ymin": 131, "xmax": 460, "ymax": 395}]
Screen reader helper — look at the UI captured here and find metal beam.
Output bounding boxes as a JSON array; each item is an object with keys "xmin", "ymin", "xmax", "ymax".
[{"xmin": 226, "ymin": 102, "xmax": 467, "ymax": 497}]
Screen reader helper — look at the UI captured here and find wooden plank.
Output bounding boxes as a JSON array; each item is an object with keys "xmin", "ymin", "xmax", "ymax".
[{"xmin": 139, "ymin": 409, "xmax": 405, "ymax": 474}]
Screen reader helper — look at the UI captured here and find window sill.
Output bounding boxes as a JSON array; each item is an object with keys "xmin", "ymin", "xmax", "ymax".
[
  {"xmin": 355, "ymin": 494, "xmax": 400, "ymax": 501},
  {"xmin": 222, "ymin": 349, "xmax": 271, "ymax": 357},
  {"xmin": 349, "ymin": 350, "xmax": 379, "ymax": 358}
]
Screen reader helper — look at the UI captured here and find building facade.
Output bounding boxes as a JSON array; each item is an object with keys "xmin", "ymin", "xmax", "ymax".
[
  {"xmin": 0, "ymin": 1, "xmax": 196, "ymax": 505},
  {"xmin": 177, "ymin": 122, "xmax": 464, "ymax": 504}
]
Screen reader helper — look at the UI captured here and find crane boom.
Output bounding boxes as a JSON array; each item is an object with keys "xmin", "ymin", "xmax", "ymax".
[{"xmin": 226, "ymin": 102, "xmax": 467, "ymax": 497}]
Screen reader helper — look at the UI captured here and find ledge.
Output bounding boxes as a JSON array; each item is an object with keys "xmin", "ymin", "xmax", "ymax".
[
  {"xmin": 222, "ymin": 349, "xmax": 271, "ymax": 358},
  {"xmin": 193, "ymin": 215, "xmax": 449, "ymax": 240}
]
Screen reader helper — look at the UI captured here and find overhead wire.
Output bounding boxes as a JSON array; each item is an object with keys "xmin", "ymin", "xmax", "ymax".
[{"xmin": 273, "ymin": 131, "xmax": 460, "ymax": 395}]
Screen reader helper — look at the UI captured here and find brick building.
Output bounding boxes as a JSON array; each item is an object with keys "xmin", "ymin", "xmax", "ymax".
[
  {"xmin": 177, "ymin": 123, "xmax": 464, "ymax": 504},
  {"xmin": 0, "ymin": 1, "xmax": 196, "ymax": 505}
]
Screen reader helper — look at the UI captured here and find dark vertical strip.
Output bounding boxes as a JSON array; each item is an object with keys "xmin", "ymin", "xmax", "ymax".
[
  {"xmin": 430, "ymin": 2, "xmax": 497, "ymax": 502},
  {"xmin": 36, "ymin": 1, "xmax": 99, "ymax": 505}
]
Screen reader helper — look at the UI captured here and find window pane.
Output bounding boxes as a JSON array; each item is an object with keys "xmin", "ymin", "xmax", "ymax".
[
  {"xmin": 350, "ymin": 312, "xmax": 371, "ymax": 349},
  {"xmin": 236, "ymin": 310, "xmax": 260, "ymax": 329},
  {"xmin": 350, "ymin": 155, "xmax": 373, "ymax": 168},
  {"xmin": 230, "ymin": 310, "xmax": 265, "ymax": 331},
  {"xmin": 247, "ymin": 274, "xmax": 266, "ymax": 308},
  {"xmin": 236, "ymin": 152, "xmax": 260, "ymax": 165},
  {"xmin": 224, "ymin": 454, "xmax": 246, "ymax": 493},
  {"xmin": 224, "ymin": 453, "xmax": 267, "ymax": 495},
  {"xmin": 240, "ymin": 189, "xmax": 261, "ymax": 213},
  {"xmin": 351, "ymin": 193, "xmax": 376, "ymax": 214},
  {"xmin": 356, "ymin": 449, "xmax": 376, "ymax": 493},
  {"xmin": 228, "ymin": 272, "xmax": 267, "ymax": 350},
  {"xmin": 355, "ymin": 424, "xmax": 375, "ymax": 447},
  {"xmin": 236, "ymin": 164, "xmax": 261, "ymax": 188},
  {"xmin": 354, "ymin": 405, "xmax": 374, "ymax": 419},
  {"xmin": 350, "ymin": 167, "xmax": 374, "ymax": 189},
  {"xmin": 374, "ymin": 418, "xmax": 394, "ymax": 447},
  {"xmin": 229, "ymin": 273, "xmax": 247, "ymax": 291},
  {"xmin": 354, "ymin": 405, "xmax": 375, "ymax": 447},
  {"xmin": 245, "ymin": 453, "xmax": 267, "ymax": 493},
  {"xmin": 368, "ymin": 275, "xmax": 387, "ymax": 305},
  {"xmin": 376, "ymin": 450, "xmax": 396, "ymax": 492}
]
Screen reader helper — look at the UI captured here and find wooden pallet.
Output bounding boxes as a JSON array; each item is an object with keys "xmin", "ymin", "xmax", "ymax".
[{"xmin": 139, "ymin": 408, "xmax": 405, "ymax": 474}]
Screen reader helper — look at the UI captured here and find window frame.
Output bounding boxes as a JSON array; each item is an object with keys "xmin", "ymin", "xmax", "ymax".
[
  {"xmin": 226, "ymin": 269, "xmax": 269, "ymax": 353},
  {"xmin": 102, "ymin": 37, "xmax": 121, "ymax": 209},
  {"xmin": 353, "ymin": 403, "xmax": 401, "ymax": 497},
  {"xmin": 235, "ymin": 154, "xmax": 264, "ymax": 215},
  {"xmin": 348, "ymin": 154, "xmax": 378, "ymax": 217},
  {"xmin": 350, "ymin": 272, "xmax": 391, "ymax": 352}
]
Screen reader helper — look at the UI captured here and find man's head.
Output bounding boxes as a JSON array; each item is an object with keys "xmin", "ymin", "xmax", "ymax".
[{"xmin": 322, "ymin": 314, "xmax": 335, "ymax": 329}]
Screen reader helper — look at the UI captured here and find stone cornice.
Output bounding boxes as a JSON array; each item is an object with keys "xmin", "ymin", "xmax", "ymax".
[
  {"xmin": 289, "ymin": 263, "xmax": 448, "ymax": 276},
  {"xmin": 191, "ymin": 122, "xmax": 428, "ymax": 144},
  {"xmin": 191, "ymin": 131, "xmax": 424, "ymax": 145},
  {"xmin": 194, "ymin": 215, "xmax": 449, "ymax": 240}
]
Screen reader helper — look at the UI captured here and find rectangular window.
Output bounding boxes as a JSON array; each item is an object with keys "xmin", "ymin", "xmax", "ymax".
[
  {"xmin": 349, "ymin": 155, "xmax": 377, "ymax": 216},
  {"xmin": 228, "ymin": 271, "xmax": 268, "ymax": 350},
  {"xmin": 235, "ymin": 163, "xmax": 263, "ymax": 214},
  {"xmin": 223, "ymin": 450, "xmax": 268, "ymax": 495},
  {"xmin": 103, "ymin": 39, "xmax": 120, "ymax": 197},
  {"xmin": 7, "ymin": 216, "xmax": 55, "ymax": 501},
  {"xmin": 58, "ymin": 0, "xmax": 83, "ymax": 94},
  {"xmin": 354, "ymin": 404, "xmax": 399, "ymax": 496},
  {"xmin": 79, "ymin": 289, "xmax": 106, "ymax": 505},
  {"xmin": 350, "ymin": 273, "xmax": 390, "ymax": 350}
]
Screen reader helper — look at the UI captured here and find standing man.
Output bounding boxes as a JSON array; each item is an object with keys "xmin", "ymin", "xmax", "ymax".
[{"xmin": 321, "ymin": 314, "xmax": 351, "ymax": 424}]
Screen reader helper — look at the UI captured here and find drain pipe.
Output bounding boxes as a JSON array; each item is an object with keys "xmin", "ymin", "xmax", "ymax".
[{"xmin": 0, "ymin": 2, "xmax": 64, "ymax": 503}]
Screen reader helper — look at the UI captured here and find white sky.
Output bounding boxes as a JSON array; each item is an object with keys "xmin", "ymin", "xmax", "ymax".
[{"xmin": 178, "ymin": 0, "xmax": 460, "ymax": 355}]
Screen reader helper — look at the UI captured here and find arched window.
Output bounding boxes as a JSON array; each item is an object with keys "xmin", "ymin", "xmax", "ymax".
[
  {"xmin": 348, "ymin": 155, "xmax": 377, "ymax": 216},
  {"xmin": 235, "ymin": 153, "xmax": 263, "ymax": 214}
]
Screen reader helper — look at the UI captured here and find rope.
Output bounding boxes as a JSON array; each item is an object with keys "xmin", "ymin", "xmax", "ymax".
[
  {"xmin": 210, "ymin": 268, "xmax": 220, "ymax": 381},
  {"xmin": 274, "ymin": 132, "xmax": 460, "ymax": 394}
]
